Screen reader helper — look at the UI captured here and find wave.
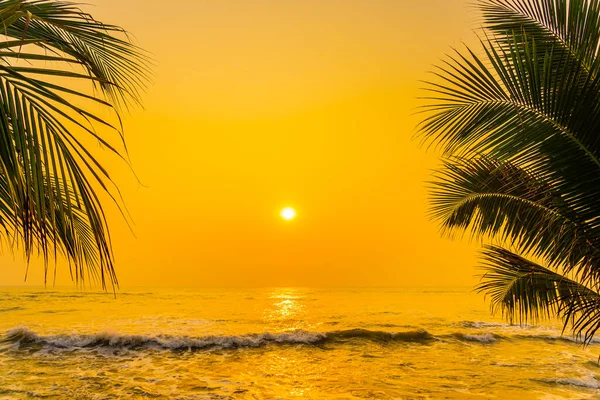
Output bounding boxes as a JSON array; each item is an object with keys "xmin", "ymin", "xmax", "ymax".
[
  {"xmin": 4, "ymin": 325, "xmax": 597, "ymax": 353},
  {"xmin": 328, "ymin": 328, "xmax": 434, "ymax": 342},
  {"xmin": 0, "ymin": 306, "xmax": 24, "ymax": 313},
  {"xmin": 452, "ymin": 329, "xmax": 600, "ymax": 344},
  {"xmin": 1, "ymin": 327, "xmax": 436, "ymax": 352},
  {"xmin": 40, "ymin": 309, "xmax": 79, "ymax": 314},
  {"xmin": 511, "ymin": 333, "xmax": 600, "ymax": 344},
  {"xmin": 455, "ymin": 331, "xmax": 598, "ymax": 344},
  {"xmin": 538, "ymin": 376, "xmax": 600, "ymax": 389},
  {"xmin": 452, "ymin": 333, "xmax": 498, "ymax": 343},
  {"xmin": 458, "ymin": 321, "xmax": 531, "ymax": 329}
]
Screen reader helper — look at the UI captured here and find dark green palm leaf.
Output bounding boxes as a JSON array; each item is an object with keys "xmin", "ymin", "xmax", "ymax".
[
  {"xmin": 0, "ymin": 0, "xmax": 149, "ymax": 290},
  {"xmin": 419, "ymin": 0, "xmax": 600, "ymax": 343},
  {"xmin": 430, "ymin": 157, "xmax": 600, "ymax": 279},
  {"xmin": 478, "ymin": 245, "xmax": 600, "ymax": 344},
  {"xmin": 478, "ymin": 0, "xmax": 600, "ymax": 72},
  {"xmin": 419, "ymin": 30, "xmax": 600, "ymax": 233}
]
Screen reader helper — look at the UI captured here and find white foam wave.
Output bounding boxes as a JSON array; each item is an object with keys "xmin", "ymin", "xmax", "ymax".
[
  {"xmin": 459, "ymin": 321, "xmax": 532, "ymax": 329},
  {"xmin": 461, "ymin": 333, "xmax": 497, "ymax": 343},
  {"xmin": 543, "ymin": 375, "xmax": 600, "ymax": 389},
  {"xmin": 3, "ymin": 327, "xmax": 327, "ymax": 351},
  {"xmin": 7, "ymin": 325, "xmax": 600, "ymax": 353},
  {"xmin": 1, "ymin": 327, "xmax": 441, "ymax": 353},
  {"xmin": 452, "ymin": 332, "xmax": 497, "ymax": 343}
]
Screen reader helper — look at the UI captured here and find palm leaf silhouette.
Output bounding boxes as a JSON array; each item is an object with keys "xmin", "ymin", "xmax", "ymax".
[
  {"xmin": 420, "ymin": 0, "xmax": 600, "ymax": 343},
  {"xmin": 0, "ymin": 0, "xmax": 149, "ymax": 290}
]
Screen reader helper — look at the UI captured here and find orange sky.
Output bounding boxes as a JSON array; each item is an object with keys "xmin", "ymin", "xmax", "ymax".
[{"xmin": 0, "ymin": 0, "xmax": 481, "ymax": 287}]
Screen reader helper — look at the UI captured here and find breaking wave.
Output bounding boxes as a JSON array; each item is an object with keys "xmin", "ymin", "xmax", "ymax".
[
  {"xmin": 1, "ymin": 327, "xmax": 435, "ymax": 352},
  {"xmin": 452, "ymin": 333, "xmax": 498, "ymax": 343},
  {"xmin": 4, "ymin": 326, "xmax": 597, "ymax": 353},
  {"xmin": 538, "ymin": 375, "xmax": 600, "ymax": 389},
  {"xmin": 458, "ymin": 321, "xmax": 532, "ymax": 329},
  {"xmin": 459, "ymin": 321, "xmax": 511, "ymax": 329}
]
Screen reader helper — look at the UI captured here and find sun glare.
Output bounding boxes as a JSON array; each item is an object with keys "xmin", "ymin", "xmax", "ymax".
[{"xmin": 280, "ymin": 207, "xmax": 297, "ymax": 221}]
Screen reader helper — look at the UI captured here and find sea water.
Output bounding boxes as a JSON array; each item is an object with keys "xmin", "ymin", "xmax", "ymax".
[{"xmin": 0, "ymin": 286, "xmax": 599, "ymax": 399}]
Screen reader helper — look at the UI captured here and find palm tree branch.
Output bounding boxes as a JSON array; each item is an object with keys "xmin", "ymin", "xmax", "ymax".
[{"xmin": 478, "ymin": 245, "xmax": 600, "ymax": 344}]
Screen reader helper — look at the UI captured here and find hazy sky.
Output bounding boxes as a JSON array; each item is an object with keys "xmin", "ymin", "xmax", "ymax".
[{"xmin": 0, "ymin": 0, "xmax": 482, "ymax": 287}]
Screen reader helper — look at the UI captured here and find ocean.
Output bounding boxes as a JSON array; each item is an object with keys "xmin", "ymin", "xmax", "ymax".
[{"xmin": 0, "ymin": 286, "xmax": 598, "ymax": 399}]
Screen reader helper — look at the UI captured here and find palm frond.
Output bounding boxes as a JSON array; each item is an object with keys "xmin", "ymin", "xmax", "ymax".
[
  {"xmin": 478, "ymin": 245, "xmax": 600, "ymax": 344},
  {"xmin": 419, "ymin": 0, "xmax": 600, "ymax": 343},
  {"xmin": 0, "ymin": 1, "xmax": 150, "ymax": 289},
  {"xmin": 478, "ymin": 0, "xmax": 600, "ymax": 71},
  {"xmin": 418, "ymin": 29, "xmax": 600, "ymax": 233},
  {"xmin": 1, "ymin": 0, "xmax": 152, "ymax": 107},
  {"xmin": 430, "ymin": 157, "xmax": 600, "ymax": 278}
]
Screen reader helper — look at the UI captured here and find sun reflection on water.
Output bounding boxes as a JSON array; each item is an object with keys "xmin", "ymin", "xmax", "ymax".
[{"xmin": 264, "ymin": 289, "xmax": 306, "ymax": 330}]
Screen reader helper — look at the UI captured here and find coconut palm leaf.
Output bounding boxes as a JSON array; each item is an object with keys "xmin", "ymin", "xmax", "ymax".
[
  {"xmin": 430, "ymin": 157, "xmax": 600, "ymax": 279},
  {"xmin": 478, "ymin": 245, "xmax": 600, "ymax": 344},
  {"xmin": 0, "ymin": 1, "xmax": 149, "ymax": 289},
  {"xmin": 418, "ymin": 32, "xmax": 600, "ymax": 166},
  {"xmin": 419, "ymin": 30, "xmax": 600, "ymax": 236},
  {"xmin": 0, "ymin": 0, "xmax": 151, "ymax": 106},
  {"xmin": 419, "ymin": 0, "xmax": 600, "ymax": 343},
  {"xmin": 478, "ymin": 0, "xmax": 600, "ymax": 72}
]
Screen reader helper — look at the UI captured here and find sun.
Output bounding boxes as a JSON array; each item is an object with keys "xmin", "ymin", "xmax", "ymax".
[{"xmin": 280, "ymin": 207, "xmax": 297, "ymax": 221}]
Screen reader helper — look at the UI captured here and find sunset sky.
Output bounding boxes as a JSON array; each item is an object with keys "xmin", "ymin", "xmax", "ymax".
[{"xmin": 0, "ymin": 0, "xmax": 481, "ymax": 287}]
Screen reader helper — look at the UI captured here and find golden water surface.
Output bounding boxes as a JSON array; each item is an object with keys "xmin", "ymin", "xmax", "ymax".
[{"xmin": 0, "ymin": 287, "xmax": 598, "ymax": 399}]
